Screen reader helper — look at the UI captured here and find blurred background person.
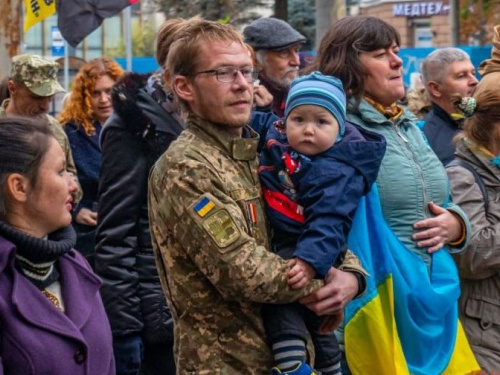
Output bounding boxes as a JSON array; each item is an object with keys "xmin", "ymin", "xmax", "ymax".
[
  {"xmin": 0, "ymin": 116, "xmax": 114, "ymax": 375},
  {"xmin": 447, "ymin": 90, "xmax": 500, "ymax": 371},
  {"xmin": 95, "ymin": 18, "xmax": 202, "ymax": 375},
  {"xmin": 244, "ymin": 17, "xmax": 306, "ymax": 116},
  {"xmin": 421, "ymin": 48, "xmax": 478, "ymax": 165},
  {"xmin": 59, "ymin": 57, "xmax": 124, "ymax": 266},
  {"xmin": 1, "ymin": 54, "xmax": 81, "ymax": 202}
]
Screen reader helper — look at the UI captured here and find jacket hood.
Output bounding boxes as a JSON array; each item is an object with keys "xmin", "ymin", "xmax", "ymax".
[
  {"xmin": 111, "ymin": 72, "xmax": 152, "ymax": 136},
  {"xmin": 107, "ymin": 72, "xmax": 184, "ymax": 139},
  {"xmin": 479, "ymin": 24, "xmax": 500, "ymax": 76},
  {"xmin": 323, "ymin": 122, "xmax": 387, "ymax": 191}
]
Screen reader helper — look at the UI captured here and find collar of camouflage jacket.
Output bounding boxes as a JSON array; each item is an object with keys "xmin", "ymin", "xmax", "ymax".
[{"xmin": 187, "ymin": 114, "xmax": 259, "ymax": 161}]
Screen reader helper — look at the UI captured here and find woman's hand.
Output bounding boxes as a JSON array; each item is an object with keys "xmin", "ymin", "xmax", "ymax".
[
  {"xmin": 253, "ymin": 84, "xmax": 273, "ymax": 108},
  {"xmin": 75, "ymin": 208, "xmax": 98, "ymax": 226},
  {"xmin": 412, "ymin": 202, "xmax": 463, "ymax": 253},
  {"xmin": 300, "ymin": 267, "xmax": 358, "ymax": 316}
]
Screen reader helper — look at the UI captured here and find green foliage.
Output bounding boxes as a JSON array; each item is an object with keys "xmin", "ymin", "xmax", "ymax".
[
  {"xmin": 105, "ymin": 20, "xmax": 156, "ymax": 58},
  {"xmin": 153, "ymin": 0, "xmax": 266, "ymax": 26},
  {"xmin": 288, "ymin": 0, "xmax": 315, "ymax": 50}
]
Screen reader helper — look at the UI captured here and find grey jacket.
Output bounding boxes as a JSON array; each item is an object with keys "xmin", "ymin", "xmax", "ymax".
[{"xmin": 447, "ymin": 139, "xmax": 500, "ymax": 371}]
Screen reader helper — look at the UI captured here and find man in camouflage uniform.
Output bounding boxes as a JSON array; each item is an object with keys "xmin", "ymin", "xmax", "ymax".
[
  {"xmin": 148, "ymin": 20, "xmax": 366, "ymax": 374},
  {"xmin": 1, "ymin": 54, "xmax": 81, "ymax": 201}
]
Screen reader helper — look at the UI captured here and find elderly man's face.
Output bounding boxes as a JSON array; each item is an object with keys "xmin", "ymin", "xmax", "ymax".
[
  {"xmin": 185, "ymin": 41, "xmax": 254, "ymax": 133},
  {"xmin": 259, "ymin": 45, "xmax": 301, "ymax": 90},
  {"xmin": 8, "ymin": 81, "xmax": 52, "ymax": 118},
  {"xmin": 439, "ymin": 60, "xmax": 478, "ymax": 100}
]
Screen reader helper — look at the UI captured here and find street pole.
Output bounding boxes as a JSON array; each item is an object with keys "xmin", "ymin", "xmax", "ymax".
[
  {"xmin": 449, "ymin": 0, "xmax": 459, "ymax": 46},
  {"xmin": 124, "ymin": 6, "xmax": 132, "ymax": 71}
]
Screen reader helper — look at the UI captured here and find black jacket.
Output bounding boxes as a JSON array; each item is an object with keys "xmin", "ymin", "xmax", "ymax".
[
  {"xmin": 95, "ymin": 73, "xmax": 184, "ymax": 343},
  {"xmin": 422, "ymin": 103, "xmax": 463, "ymax": 166}
]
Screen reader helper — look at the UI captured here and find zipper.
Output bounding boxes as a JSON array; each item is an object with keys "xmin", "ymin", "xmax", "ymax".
[{"xmin": 390, "ymin": 120, "xmax": 430, "ymax": 218}]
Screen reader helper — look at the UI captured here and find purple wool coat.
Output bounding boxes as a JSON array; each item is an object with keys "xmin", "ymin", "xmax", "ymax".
[{"xmin": 0, "ymin": 236, "xmax": 115, "ymax": 375}]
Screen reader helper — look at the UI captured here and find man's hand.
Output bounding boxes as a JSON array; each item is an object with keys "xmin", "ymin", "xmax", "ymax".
[
  {"xmin": 287, "ymin": 258, "xmax": 316, "ymax": 289},
  {"xmin": 253, "ymin": 84, "xmax": 273, "ymax": 108},
  {"xmin": 300, "ymin": 267, "xmax": 358, "ymax": 315},
  {"xmin": 75, "ymin": 208, "xmax": 98, "ymax": 226}
]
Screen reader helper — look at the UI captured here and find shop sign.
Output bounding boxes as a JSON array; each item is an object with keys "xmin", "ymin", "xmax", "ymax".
[{"xmin": 393, "ymin": 2, "xmax": 449, "ymax": 17}]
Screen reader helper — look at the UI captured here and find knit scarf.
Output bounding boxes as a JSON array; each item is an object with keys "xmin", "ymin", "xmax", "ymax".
[{"xmin": 0, "ymin": 222, "xmax": 76, "ymax": 289}]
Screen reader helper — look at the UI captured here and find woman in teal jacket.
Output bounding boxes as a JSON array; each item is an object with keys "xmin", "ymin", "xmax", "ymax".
[{"xmin": 303, "ymin": 16, "xmax": 474, "ymax": 375}]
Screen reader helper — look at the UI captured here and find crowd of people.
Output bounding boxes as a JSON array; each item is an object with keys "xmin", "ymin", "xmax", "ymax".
[{"xmin": 0, "ymin": 13, "xmax": 498, "ymax": 375}]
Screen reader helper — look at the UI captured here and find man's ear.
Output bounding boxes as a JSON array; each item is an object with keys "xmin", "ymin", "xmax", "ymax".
[
  {"xmin": 173, "ymin": 75, "xmax": 194, "ymax": 103},
  {"xmin": 5, "ymin": 173, "xmax": 29, "ymax": 204},
  {"xmin": 427, "ymin": 81, "xmax": 442, "ymax": 98},
  {"xmin": 7, "ymin": 80, "xmax": 16, "ymax": 96}
]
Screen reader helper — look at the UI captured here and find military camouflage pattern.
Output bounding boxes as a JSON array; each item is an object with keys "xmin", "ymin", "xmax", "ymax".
[
  {"xmin": 148, "ymin": 115, "xmax": 324, "ymax": 374},
  {"xmin": 0, "ymin": 100, "xmax": 82, "ymax": 204},
  {"xmin": 10, "ymin": 54, "xmax": 65, "ymax": 97}
]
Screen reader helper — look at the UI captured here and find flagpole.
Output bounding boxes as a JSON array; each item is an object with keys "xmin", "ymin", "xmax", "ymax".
[
  {"xmin": 124, "ymin": 6, "xmax": 132, "ymax": 71},
  {"xmin": 64, "ymin": 39, "xmax": 69, "ymax": 91}
]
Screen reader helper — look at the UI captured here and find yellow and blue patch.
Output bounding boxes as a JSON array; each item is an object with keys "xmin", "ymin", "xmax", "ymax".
[{"xmin": 194, "ymin": 197, "xmax": 215, "ymax": 217}]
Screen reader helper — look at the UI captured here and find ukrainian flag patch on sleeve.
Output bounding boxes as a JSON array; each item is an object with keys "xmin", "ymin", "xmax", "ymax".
[{"xmin": 194, "ymin": 196, "xmax": 215, "ymax": 217}]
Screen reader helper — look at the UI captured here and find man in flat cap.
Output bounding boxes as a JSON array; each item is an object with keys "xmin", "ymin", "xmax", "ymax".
[
  {"xmin": 1, "ymin": 54, "xmax": 81, "ymax": 200},
  {"xmin": 244, "ymin": 17, "xmax": 306, "ymax": 117}
]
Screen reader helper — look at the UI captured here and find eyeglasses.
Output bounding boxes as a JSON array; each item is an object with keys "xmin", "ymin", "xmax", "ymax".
[{"xmin": 190, "ymin": 66, "xmax": 259, "ymax": 83}]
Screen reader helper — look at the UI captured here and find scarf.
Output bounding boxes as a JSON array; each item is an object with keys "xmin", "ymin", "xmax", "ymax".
[{"xmin": 0, "ymin": 222, "xmax": 76, "ymax": 289}]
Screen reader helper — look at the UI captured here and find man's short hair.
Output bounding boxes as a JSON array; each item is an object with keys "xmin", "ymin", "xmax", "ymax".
[
  {"xmin": 167, "ymin": 20, "xmax": 246, "ymax": 110},
  {"xmin": 243, "ymin": 18, "xmax": 306, "ymax": 51},
  {"xmin": 10, "ymin": 54, "xmax": 64, "ymax": 97},
  {"xmin": 421, "ymin": 48, "xmax": 471, "ymax": 85}
]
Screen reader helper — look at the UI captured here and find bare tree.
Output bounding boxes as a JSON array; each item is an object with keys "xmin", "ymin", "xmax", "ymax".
[{"xmin": 0, "ymin": 0, "xmax": 21, "ymax": 77}]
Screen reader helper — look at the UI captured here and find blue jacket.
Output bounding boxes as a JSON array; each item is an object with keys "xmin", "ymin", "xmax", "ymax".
[
  {"xmin": 64, "ymin": 120, "xmax": 102, "ymax": 214},
  {"xmin": 251, "ymin": 112, "xmax": 386, "ymax": 278},
  {"xmin": 423, "ymin": 103, "xmax": 463, "ymax": 166}
]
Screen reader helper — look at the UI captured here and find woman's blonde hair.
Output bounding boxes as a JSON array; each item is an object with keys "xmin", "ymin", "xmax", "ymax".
[{"xmin": 59, "ymin": 58, "xmax": 124, "ymax": 135}]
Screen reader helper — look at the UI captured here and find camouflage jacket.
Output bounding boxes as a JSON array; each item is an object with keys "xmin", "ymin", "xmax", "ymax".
[
  {"xmin": 148, "ymin": 115, "xmax": 324, "ymax": 374},
  {"xmin": 149, "ymin": 115, "xmax": 367, "ymax": 374},
  {"xmin": 0, "ymin": 99, "xmax": 82, "ymax": 204}
]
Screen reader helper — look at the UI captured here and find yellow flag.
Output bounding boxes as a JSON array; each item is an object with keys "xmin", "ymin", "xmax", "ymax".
[{"xmin": 23, "ymin": 0, "xmax": 56, "ymax": 32}]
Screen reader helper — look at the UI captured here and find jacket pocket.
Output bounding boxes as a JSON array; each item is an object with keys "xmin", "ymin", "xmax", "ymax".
[{"xmin": 464, "ymin": 295, "xmax": 500, "ymax": 352}]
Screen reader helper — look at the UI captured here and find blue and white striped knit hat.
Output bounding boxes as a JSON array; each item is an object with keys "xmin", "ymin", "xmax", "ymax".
[{"xmin": 285, "ymin": 71, "xmax": 347, "ymax": 140}]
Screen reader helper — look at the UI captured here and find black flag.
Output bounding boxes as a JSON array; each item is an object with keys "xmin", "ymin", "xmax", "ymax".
[{"xmin": 56, "ymin": 0, "xmax": 139, "ymax": 48}]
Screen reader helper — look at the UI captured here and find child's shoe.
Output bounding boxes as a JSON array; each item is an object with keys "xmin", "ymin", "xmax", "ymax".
[{"xmin": 271, "ymin": 361, "xmax": 317, "ymax": 375}]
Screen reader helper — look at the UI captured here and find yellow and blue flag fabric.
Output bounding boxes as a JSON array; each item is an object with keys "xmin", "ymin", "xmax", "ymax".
[
  {"xmin": 345, "ymin": 186, "xmax": 480, "ymax": 375},
  {"xmin": 23, "ymin": 0, "xmax": 56, "ymax": 32}
]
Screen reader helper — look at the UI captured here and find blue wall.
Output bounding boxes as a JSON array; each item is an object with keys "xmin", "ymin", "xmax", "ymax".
[
  {"xmin": 116, "ymin": 45, "xmax": 493, "ymax": 87},
  {"xmin": 399, "ymin": 45, "xmax": 492, "ymax": 87}
]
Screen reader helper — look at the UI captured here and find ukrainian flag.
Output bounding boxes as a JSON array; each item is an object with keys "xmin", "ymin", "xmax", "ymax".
[{"xmin": 344, "ymin": 186, "xmax": 480, "ymax": 375}]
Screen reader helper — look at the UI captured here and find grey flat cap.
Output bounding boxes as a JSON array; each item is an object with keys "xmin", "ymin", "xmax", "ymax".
[{"xmin": 243, "ymin": 18, "xmax": 306, "ymax": 51}]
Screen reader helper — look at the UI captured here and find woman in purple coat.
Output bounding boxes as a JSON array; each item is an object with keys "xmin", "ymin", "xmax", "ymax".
[{"xmin": 0, "ymin": 117, "xmax": 114, "ymax": 375}]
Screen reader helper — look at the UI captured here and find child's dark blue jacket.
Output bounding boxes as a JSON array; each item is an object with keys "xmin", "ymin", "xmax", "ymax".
[{"xmin": 250, "ymin": 111, "xmax": 386, "ymax": 278}]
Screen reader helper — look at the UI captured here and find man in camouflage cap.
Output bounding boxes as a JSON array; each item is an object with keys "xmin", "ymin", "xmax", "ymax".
[
  {"xmin": 148, "ymin": 20, "xmax": 366, "ymax": 374},
  {"xmin": 1, "ymin": 54, "xmax": 81, "ymax": 201}
]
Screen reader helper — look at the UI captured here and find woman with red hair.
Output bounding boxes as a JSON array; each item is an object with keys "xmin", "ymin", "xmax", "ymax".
[{"xmin": 59, "ymin": 57, "xmax": 124, "ymax": 265}]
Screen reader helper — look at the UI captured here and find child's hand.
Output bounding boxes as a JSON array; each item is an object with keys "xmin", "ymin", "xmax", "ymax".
[
  {"xmin": 318, "ymin": 310, "xmax": 344, "ymax": 334},
  {"xmin": 287, "ymin": 258, "xmax": 316, "ymax": 289}
]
